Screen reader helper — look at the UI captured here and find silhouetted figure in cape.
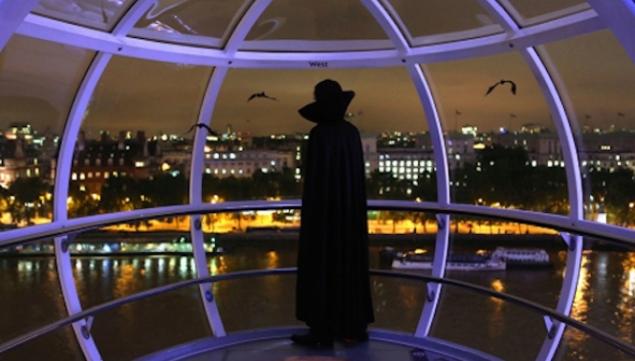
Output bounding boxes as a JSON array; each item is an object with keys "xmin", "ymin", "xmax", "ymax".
[{"xmin": 292, "ymin": 79, "xmax": 374, "ymax": 347}]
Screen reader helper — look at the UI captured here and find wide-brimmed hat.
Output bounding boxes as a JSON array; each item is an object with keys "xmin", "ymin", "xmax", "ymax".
[{"xmin": 298, "ymin": 79, "xmax": 355, "ymax": 123}]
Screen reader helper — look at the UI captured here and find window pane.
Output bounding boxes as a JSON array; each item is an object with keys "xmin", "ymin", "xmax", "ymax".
[
  {"xmin": 381, "ymin": 0, "xmax": 504, "ymax": 46},
  {"xmin": 499, "ymin": 0, "xmax": 590, "ymax": 26},
  {"xmin": 130, "ymin": 0, "xmax": 250, "ymax": 48},
  {"xmin": 203, "ymin": 68, "xmax": 434, "ymax": 216},
  {"xmin": 69, "ymin": 56, "xmax": 212, "ymax": 217},
  {"xmin": 433, "ymin": 287, "xmax": 546, "ymax": 360},
  {"xmin": 0, "ymin": 35, "xmax": 94, "ymax": 226},
  {"xmin": 242, "ymin": 0, "xmax": 391, "ymax": 51},
  {"xmin": 540, "ymin": 31, "xmax": 635, "ymax": 225},
  {"xmin": 33, "ymin": 0, "xmax": 136, "ymax": 31},
  {"xmin": 0, "ymin": 241, "xmax": 75, "ymax": 349},
  {"xmin": 425, "ymin": 51, "xmax": 569, "ymax": 214},
  {"xmin": 69, "ymin": 220, "xmax": 211, "ymax": 360}
]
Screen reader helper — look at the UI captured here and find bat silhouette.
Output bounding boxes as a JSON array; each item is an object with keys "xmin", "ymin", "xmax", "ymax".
[
  {"xmin": 247, "ymin": 92, "xmax": 277, "ymax": 102},
  {"xmin": 184, "ymin": 123, "xmax": 219, "ymax": 137},
  {"xmin": 485, "ymin": 79, "xmax": 517, "ymax": 96},
  {"xmin": 509, "ymin": 113, "xmax": 517, "ymax": 118},
  {"xmin": 617, "ymin": 112, "xmax": 626, "ymax": 117}
]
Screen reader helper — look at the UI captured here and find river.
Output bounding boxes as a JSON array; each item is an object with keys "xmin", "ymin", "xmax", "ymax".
[{"xmin": 0, "ymin": 242, "xmax": 633, "ymax": 360}]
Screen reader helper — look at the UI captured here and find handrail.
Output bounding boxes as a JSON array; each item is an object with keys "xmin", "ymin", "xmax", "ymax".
[
  {"xmin": 2, "ymin": 200, "xmax": 635, "ymax": 249},
  {"xmin": 1, "ymin": 268, "xmax": 634, "ymax": 357}
]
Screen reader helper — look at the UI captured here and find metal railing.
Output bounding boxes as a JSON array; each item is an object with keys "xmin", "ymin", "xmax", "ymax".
[
  {"xmin": 1, "ymin": 268, "xmax": 634, "ymax": 357},
  {"xmin": 2, "ymin": 200, "xmax": 635, "ymax": 248},
  {"xmin": 1, "ymin": 200, "xmax": 635, "ymax": 360}
]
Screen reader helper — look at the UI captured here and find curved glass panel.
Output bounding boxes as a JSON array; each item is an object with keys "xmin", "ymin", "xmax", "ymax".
[
  {"xmin": 92, "ymin": 288, "xmax": 209, "ymax": 360},
  {"xmin": 560, "ymin": 241, "xmax": 635, "ymax": 361},
  {"xmin": 2, "ymin": 327, "xmax": 82, "ymax": 361},
  {"xmin": 445, "ymin": 216, "xmax": 564, "ymax": 308},
  {"xmin": 381, "ymin": 0, "xmax": 504, "ymax": 46},
  {"xmin": 499, "ymin": 0, "xmax": 590, "ymax": 26},
  {"xmin": 0, "ymin": 35, "xmax": 94, "ymax": 226},
  {"xmin": 540, "ymin": 31, "xmax": 635, "ymax": 226},
  {"xmin": 433, "ymin": 287, "xmax": 545, "ymax": 361},
  {"xmin": 425, "ymin": 51, "xmax": 569, "ymax": 214},
  {"xmin": 33, "ymin": 0, "xmax": 136, "ymax": 31},
  {"xmin": 130, "ymin": 0, "xmax": 250, "ymax": 48},
  {"xmin": 562, "ymin": 326, "xmax": 634, "ymax": 361},
  {"xmin": 68, "ymin": 220, "xmax": 210, "ymax": 359},
  {"xmin": 205, "ymin": 68, "xmax": 433, "ymax": 211},
  {"xmin": 242, "ymin": 0, "xmax": 391, "ymax": 51},
  {"xmin": 69, "ymin": 57, "xmax": 212, "ymax": 217},
  {"xmin": 0, "ymin": 240, "xmax": 76, "ymax": 354}
]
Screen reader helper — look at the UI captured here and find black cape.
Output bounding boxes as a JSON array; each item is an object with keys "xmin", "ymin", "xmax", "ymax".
[{"xmin": 296, "ymin": 118, "xmax": 374, "ymax": 337}]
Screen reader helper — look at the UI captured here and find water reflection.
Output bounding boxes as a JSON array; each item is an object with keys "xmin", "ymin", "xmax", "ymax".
[
  {"xmin": 209, "ymin": 256, "xmax": 228, "ymax": 275},
  {"xmin": 178, "ymin": 256, "xmax": 188, "ymax": 278},
  {"xmin": 565, "ymin": 251, "xmax": 635, "ymax": 359},
  {"xmin": 487, "ymin": 278, "xmax": 506, "ymax": 337},
  {"xmin": 2, "ymin": 249, "xmax": 635, "ymax": 361},
  {"xmin": 114, "ymin": 263, "xmax": 136, "ymax": 299},
  {"xmin": 266, "ymin": 250, "xmax": 280, "ymax": 269},
  {"xmin": 617, "ymin": 254, "xmax": 635, "ymax": 342},
  {"xmin": 491, "ymin": 278, "xmax": 505, "ymax": 294},
  {"xmin": 571, "ymin": 254, "xmax": 590, "ymax": 323}
]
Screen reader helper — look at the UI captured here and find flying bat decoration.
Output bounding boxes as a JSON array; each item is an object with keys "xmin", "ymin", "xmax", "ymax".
[
  {"xmin": 485, "ymin": 79, "xmax": 517, "ymax": 96},
  {"xmin": 247, "ymin": 92, "xmax": 278, "ymax": 102},
  {"xmin": 183, "ymin": 122, "xmax": 219, "ymax": 137}
]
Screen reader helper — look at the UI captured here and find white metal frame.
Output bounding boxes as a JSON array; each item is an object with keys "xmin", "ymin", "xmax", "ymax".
[
  {"xmin": 188, "ymin": 68, "xmax": 229, "ymax": 338},
  {"xmin": 0, "ymin": 0, "xmax": 39, "ymax": 50},
  {"xmin": 52, "ymin": 52, "xmax": 111, "ymax": 361},
  {"xmin": 48, "ymin": 2, "xmax": 171, "ymax": 360},
  {"xmin": 187, "ymin": 0, "xmax": 273, "ymax": 338},
  {"xmin": 4, "ymin": 200, "xmax": 635, "ymax": 251},
  {"xmin": 362, "ymin": 0, "xmax": 452, "ymax": 338},
  {"xmin": 408, "ymin": 65, "xmax": 451, "ymax": 337},
  {"xmin": 587, "ymin": 0, "xmax": 635, "ymax": 62},
  {"xmin": 474, "ymin": 3, "xmax": 585, "ymax": 360},
  {"xmin": 14, "ymin": 9, "xmax": 602, "ymax": 69},
  {"xmin": 522, "ymin": 48, "xmax": 584, "ymax": 361}
]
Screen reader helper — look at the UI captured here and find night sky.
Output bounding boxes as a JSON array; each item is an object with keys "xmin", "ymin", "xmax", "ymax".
[{"xmin": 0, "ymin": 12, "xmax": 633, "ymax": 137}]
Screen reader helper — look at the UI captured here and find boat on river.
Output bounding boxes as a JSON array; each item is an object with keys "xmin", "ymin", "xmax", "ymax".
[
  {"xmin": 490, "ymin": 247, "xmax": 552, "ymax": 268},
  {"xmin": 380, "ymin": 246, "xmax": 551, "ymax": 271},
  {"xmin": 381, "ymin": 247, "xmax": 506, "ymax": 271}
]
